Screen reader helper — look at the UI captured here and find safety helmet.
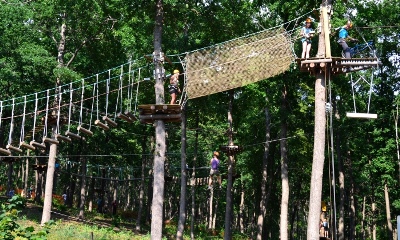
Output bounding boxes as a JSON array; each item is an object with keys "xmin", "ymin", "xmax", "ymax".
[
  {"xmin": 305, "ymin": 18, "xmax": 312, "ymax": 23},
  {"xmin": 213, "ymin": 151, "xmax": 219, "ymax": 157},
  {"xmin": 347, "ymin": 20, "xmax": 353, "ymax": 28},
  {"xmin": 173, "ymin": 69, "xmax": 180, "ymax": 74}
]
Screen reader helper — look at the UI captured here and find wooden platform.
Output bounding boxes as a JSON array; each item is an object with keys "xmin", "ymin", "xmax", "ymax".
[
  {"xmin": 138, "ymin": 104, "xmax": 182, "ymax": 123},
  {"xmin": 296, "ymin": 57, "xmax": 381, "ymax": 75},
  {"xmin": 31, "ymin": 164, "xmax": 47, "ymax": 171}
]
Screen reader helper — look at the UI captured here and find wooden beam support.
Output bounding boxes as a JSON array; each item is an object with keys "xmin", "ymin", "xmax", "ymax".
[
  {"xmin": 55, "ymin": 134, "xmax": 71, "ymax": 142},
  {"xmin": 102, "ymin": 116, "xmax": 117, "ymax": 127},
  {"xmin": 20, "ymin": 142, "xmax": 35, "ymax": 151},
  {"xmin": 95, "ymin": 120, "xmax": 110, "ymax": 131},
  {"xmin": 7, "ymin": 144, "xmax": 22, "ymax": 153},
  {"xmin": 346, "ymin": 112, "xmax": 377, "ymax": 119},
  {"xmin": 44, "ymin": 137, "xmax": 60, "ymax": 145},
  {"xmin": 77, "ymin": 126, "xmax": 93, "ymax": 136},
  {"xmin": 117, "ymin": 112, "xmax": 133, "ymax": 123},
  {"xmin": 30, "ymin": 141, "xmax": 46, "ymax": 149},
  {"xmin": 65, "ymin": 131, "xmax": 85, "ymax": 141},
  {"xmin": 0, "ymin": 148, "xmax": 11, "ymax": 156},
  {"xmin": 125, "ymin": 111, "xmax": 137, "ymax": 121},
  {"xmin": 139, "ymin": 114, "xmax": 182, "ymax": 121}
]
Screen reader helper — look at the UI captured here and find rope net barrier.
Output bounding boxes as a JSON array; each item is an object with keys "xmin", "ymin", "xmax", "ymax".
[{"xmin": 185, "ymin": 28, "xmax": 294, "ymax": 99}]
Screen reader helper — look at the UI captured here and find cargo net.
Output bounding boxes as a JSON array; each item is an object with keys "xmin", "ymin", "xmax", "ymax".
[{"xmin": 185, "ymin": 28, "xmax": 294, "ymax": 99}]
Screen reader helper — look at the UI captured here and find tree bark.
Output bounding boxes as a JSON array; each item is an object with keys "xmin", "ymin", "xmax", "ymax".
[
  {"xmin": 41, "ymin": 126, "xmax": 58, "ymax": 225},
  {"xmin": 190, "ymin": 115, "xmax": 199, "ymax": 240},
  {"xmin": 256, "ymin": 107, "xmax": 271, "ymax": 240},
  {"xmin": 384, "ymin": 183, "xmax": 393, "ymax": 238},
  {"xmin": 78, "ymin": 156, "xmax": 87, "ymax": 219},
  {"xmin": 337, "ymin": 129, "xmax": 345, "ymax": 240},
  {"xmin": 306, "ymin": 1, "xmax": 331, "ymax": 238},
  {"xmin": 224, "ymin": 89, "xmax": 235, "ymax": 240},
  {"xmin": 136, "ymin": 135, "xmax": 147, "ymax": 231},
  {"xmin": 151, "ymin": 0, "xmax": 165, "ymax": 238},
  {"xmin": 177, "ymin": 105, "xmax": 187, "ymax": 239},
  {"xmin": 280, "ymin": 84, "xmax": 289, "ymax": 240}
]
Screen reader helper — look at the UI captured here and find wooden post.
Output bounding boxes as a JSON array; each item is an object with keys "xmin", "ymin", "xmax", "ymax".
[
  {"xmin": 306, "ymin": 1, "xmax": 331, "ymax": 239},
  {"xmin": 224, "ymin": 90, "xmax": 235, "ymax": 240},
  {"xmin": 151, "ymin": 1, "xmax": 166, "ymax": 239}
]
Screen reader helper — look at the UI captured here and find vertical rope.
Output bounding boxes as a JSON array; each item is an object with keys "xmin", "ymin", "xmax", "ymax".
[
  {"xmin": 79, "ymin": 79, "xmax": 85, "ymax": 128},
  {"xmin": 7, "ymin": 98, "xmax": 15, "ymax": 145},
  {"xmin": 350, "ymin": 74, "xmax": 357, "ymax": 113},
  {"xmin": 32, "ymin": 93, "xmax": 38, "ymax": 140},
  {"xmin": 328, "ymin": 71, "xmax": 338, "ymax": 240},
  {"xmin": 43, "ymin": 90, "xmax": 50, "ymax": 139},
  {"xmin": 134, "ymin": 68, "xmax": 141, "ymax": 115},
  {"xmin": 0, "ymin": 101, "xmax": 3, "ymax": 130},
  {"xmin": 96, "ymin": 74, "xmax": 99, "ymax": 120},
  {"xmin": 89, "ymin": 83, "xmax": 96, "ymax": 130},
  {"xmin": 127, "ymin": 62, "xmax": 132, "ymax": 112},
  {"xmin": 105, "ymin": 70, "xmax": 110, "ymax": 117},
  {"xmin": 114, "ymin": 66, "xmax": 123, "ymax": 120},
  {"xmin": 67, "ymin": 83, "xmax": 73, "ymax": 132},
  {"xmin": 56, "ymin": 86, "xmax": 62, "ymax": 135},
  {"xmin": 20, "ymin": 96, "xmax": 27, "ymax": 143}
]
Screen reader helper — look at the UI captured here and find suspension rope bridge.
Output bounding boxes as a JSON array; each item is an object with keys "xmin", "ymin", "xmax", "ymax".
[{"xmin": 0, "ymin": 7, "xmax": 382, "ymax": 157}]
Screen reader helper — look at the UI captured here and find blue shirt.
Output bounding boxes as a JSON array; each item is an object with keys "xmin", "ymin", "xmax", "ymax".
[{"xmin": 338, "ymin": 28, "xmax": 349, "ymax": 39}]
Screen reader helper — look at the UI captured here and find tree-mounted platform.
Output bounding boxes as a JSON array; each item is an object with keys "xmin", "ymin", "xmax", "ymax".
[
  {"xmin": 31, "ymin": 164, "xmax": 47, "ymax": 171},
  {"xmin": 138, "ymin": 104, "xmax": 182, "ymax": 124},
  {"xmin": 220, "ymin": 145, "xmax": 243, "ymax": 155},
  {"xmin": 296, "ymin": 57, "xmax": 381, "ymax": 75},
  {"xmin": 1, "ymin": 157, "xmax": 16, "ymax": 163}
]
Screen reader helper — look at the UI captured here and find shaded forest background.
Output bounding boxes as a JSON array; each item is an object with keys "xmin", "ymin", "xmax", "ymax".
[{"xmin": 0, "ymin": 0, "xmax": 399, "ymax": 239}]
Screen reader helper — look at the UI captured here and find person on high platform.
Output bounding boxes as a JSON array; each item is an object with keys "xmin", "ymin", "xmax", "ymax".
[
  {"xmin": 337, "ymin": 20, "xmax": 358, "ymax": 58},
  {"xmin": 169, "ymin": 69, "xmax": 181, "ymax": 104},
  {"xmin": 300, "ymin": 17, "xmax": 315, "ymax": 59}
]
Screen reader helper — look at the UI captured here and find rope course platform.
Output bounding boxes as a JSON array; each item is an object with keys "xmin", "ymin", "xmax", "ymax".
[
  {"xmin": 31, "ymin": 164, "xmax": 47, "ymax": 171},
  {"xmin": 296, "ymin": 57, "xmax": 381, "ymax": 75},
  {"xmin": 220, "ymin": 145, "xmax": 243, "ymax": 155},
  {"xmin": 138, "ymin": 104, "xmax": 181, "ymax": 124}
]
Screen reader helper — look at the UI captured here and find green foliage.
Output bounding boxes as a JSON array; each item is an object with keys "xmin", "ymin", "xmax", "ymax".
[{"xmin": 0, "ymin": 197, "xmax": 52, "ymax": 240}]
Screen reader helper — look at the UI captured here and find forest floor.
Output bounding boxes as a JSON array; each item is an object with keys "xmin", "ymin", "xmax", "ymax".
[{"xmin": 17, "ymin": 202, "xmax": 152, "ymax": 239}]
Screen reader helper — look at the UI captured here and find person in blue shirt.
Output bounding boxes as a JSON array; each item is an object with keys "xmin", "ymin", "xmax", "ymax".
[
  {"xmin": 337, "ymin": 20, "xmax": 358, "ymax": 58},
  {"xmin": 300, "ymin": 18, "xmax": 315, "ymax": 59},
  {"xmin": 208, "ymin": 151, "xmax": 221, "ymax": 189}
]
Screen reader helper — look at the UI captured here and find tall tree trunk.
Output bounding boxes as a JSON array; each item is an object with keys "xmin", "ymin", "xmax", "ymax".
[
  {"xmin": 280, "ymin": 84, "xmax": 289, "ymax": 240},
  {"xmin": 41, "ymin": 126, "xmax": 58, "ymax": 225},
  {"xmin": 239, "ymin": 188, "xmax": 245, "ymax": 233},
  {"xmin": 190, "ymin": 115, "xmax": 199, "ymax": 240},
  {"xmin": 177, "ymin": 105, "xmax": 187, "ymax": 239},
  {"xmin": 24, "ymin": 151, "xmax": 30, "ymax": 199},
  {"xmin": 372, "ymin": 200, "xmax": 376, "ymax": 240},
  {"xmin": 7, "ymin": 162, "xmax": 13, "ymax": 196},
  {"xmin": 151, "ymin": 1, "xmax": 165, "ymax": 238},
  {"xmin": 256, "ymin": 107, "xmax": 271, "ymax": 240},
  {"xmin": 136, "ymin": 135, "xmax": 147, "ymax": 231},
  {"xmin": 362, "ymin": 196, "xmax": 366, "ymax": 239},
  {"xmin": 208, "ymin": 188, "xmax": 214, "ymax": 230},
  {"xmin": 349, "ymin": 156, "xmax": 356, "ymax": 240},
  {"xmin": 384, "ymin": 183, "xmax": 393, "ymax": 238},
  {"xmin": 338, "ymin": 131, "xmax": 345, "ymax": 240},
  {"xmin": 224, "ymin": 89, "xmax": 235, "ymax": 240},
  {"xmin": 78, "ymin": 156, "xmax": 87, "ymax": 219}
]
